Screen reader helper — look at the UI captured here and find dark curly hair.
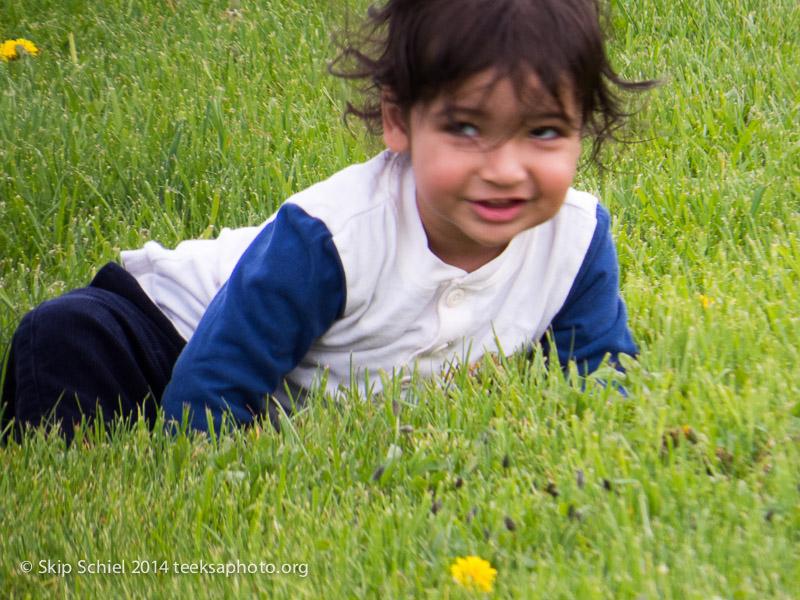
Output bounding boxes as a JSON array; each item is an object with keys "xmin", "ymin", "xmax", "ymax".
[{"xmin": 329, "ymin": 0, "xmax": 656, "ymax": 164}]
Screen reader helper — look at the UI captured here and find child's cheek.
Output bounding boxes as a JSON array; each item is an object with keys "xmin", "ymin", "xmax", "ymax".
[
  {"xmin": 537, "ymin": 151, "xmax": 580, "ymax": 194},
  {"xmin": 420, "ymin": 155, "xmax": 469, "ymax": 201}
]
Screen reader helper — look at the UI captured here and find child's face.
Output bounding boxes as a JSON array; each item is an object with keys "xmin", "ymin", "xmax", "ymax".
[{"xmin": 382, "ymin": 69, "xmax": 582, "ymax": 271}]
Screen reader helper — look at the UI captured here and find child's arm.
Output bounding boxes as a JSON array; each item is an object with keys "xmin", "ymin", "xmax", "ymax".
[
  {"xmin": 161, "ymin": 203, "xmax": 346, "ymax": 432},
  {"xmin": 541, "ymin": 204, "xmax": 637, "ymax": 375},
  {"xmin": 121, "ymin": 224, "xmax": 266, "ymax": 342}
]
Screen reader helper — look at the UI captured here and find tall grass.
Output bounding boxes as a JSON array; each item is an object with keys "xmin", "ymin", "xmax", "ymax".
[
  {"xmin": 0, "ymin": 0, "xmax": 373, "ymax": 320},
  {"xmin": 2, "ymin": 0, "xmax": 799, "ymax": 597}
]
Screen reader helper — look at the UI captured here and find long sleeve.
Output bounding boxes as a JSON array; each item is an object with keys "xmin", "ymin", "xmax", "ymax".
[
  {"xmin": 541, "ymin": 204, "xmax": 638, "ymax": 375},
  {"xmin": 161, "ymin": 203, "xmax": 347, "ymax": 432}
]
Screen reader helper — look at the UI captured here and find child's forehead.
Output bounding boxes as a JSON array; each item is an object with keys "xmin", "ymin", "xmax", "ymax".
[{"xmin": 433, "ymin": 68, "xmax": 577, "ymax": 118}]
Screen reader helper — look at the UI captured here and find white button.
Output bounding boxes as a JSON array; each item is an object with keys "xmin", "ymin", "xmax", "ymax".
[{"xmin": 445, "ymin": 288, "xmax": 465, "ymax": 307}]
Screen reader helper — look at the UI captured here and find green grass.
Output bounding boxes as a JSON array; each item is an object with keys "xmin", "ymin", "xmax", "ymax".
[{"xmin": 1, "ymin": 0, "xmax": 799, "ymax": 597}]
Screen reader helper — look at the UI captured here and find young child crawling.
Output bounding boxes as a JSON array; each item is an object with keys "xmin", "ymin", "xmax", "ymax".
[{"xmin": 2, "ymin": 0, "xmax": 652, "ymax": 438}]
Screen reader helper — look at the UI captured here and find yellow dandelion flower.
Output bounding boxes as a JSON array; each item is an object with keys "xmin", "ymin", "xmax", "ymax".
[
  {"xmin": 1, "ymin": 38, "xmax": 39, "ymax": 61},
  {"xmin": 450, "ymin": 555, "xmax": 497, "ymax": 593},
  {"xmin": 0, "ymin": 41, "xmax": 14, "ymax": 62},
  {"xmin": 699, "ymin": 294, "xmax": 714, "ymax": 309}
]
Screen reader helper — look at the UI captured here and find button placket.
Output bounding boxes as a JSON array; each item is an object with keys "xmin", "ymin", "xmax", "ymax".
[
  {"xmin": 445, "ymin": 287, "xmax": 465, "ymax": 307},
  {"xmin": 427, "ymin": 284, "xmax": 471, "ymax": 358},
  {"xmin": 430, "ymin": 341, "xmax": 452, "ymax": 354}
]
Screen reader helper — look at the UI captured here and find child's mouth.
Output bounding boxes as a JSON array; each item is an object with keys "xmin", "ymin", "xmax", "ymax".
[{"xmin": 470, "ymin": 198, "xmax": 526, "ymax": 223}]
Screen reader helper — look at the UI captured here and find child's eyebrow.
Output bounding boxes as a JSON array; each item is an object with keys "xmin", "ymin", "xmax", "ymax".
[
  {"xmin": 439, "ymin": 103, "xmax": 577, "ymax": 126},
  {"xmin": 522, "ymin": 110, "xmax": 576, "ymax": 123},
  {"xmin": 436, "ymin": 104, "xmax": 486, "ymax": 119}
]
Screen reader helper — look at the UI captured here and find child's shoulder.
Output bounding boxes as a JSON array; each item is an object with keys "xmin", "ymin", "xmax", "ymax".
[
  {"xmin": 542, "ymin": 187, "xmax": 601, "ymax": 239},
  {"xmin": 283, "ymin": 151, "xmax": 404, "ymax": 233},
  {"xmin": 557, "ymin": 188, "xmax": 619, "ymax": 236},
  {"xmin": 561, "ymin": 188, "xmax": 600, "ymax": 220},
  {"xmin": 536, "ymin": 189, "xmax": 617, "ymax": 269}
]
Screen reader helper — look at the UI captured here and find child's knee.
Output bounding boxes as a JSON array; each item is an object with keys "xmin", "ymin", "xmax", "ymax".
[
  {"xmin": 19, "ymin": 290, "xmax": 123, "ymax": 354},
  {"xmin": 6, "ymin": 291, "xmax": 142, "ymax": 437}
]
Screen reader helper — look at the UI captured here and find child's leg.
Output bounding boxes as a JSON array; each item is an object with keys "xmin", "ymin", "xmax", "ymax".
[{"xmin": 1, "ymin": 262, "xmax": 186, "ymax": 442}]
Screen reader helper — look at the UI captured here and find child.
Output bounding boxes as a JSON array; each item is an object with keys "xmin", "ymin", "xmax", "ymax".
[{"xmin": 2, "ymin": 0, "xmax": 652, "ymax": 439}]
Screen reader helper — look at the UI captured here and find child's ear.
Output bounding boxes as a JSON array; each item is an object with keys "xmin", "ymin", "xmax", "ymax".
[{"xmin": 381, "ymin": 93, "xmax": 410, "ymax": 153}]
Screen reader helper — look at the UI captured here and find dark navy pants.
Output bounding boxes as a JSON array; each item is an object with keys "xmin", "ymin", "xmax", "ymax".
[{"xmin": 1, "ymin": 263, "xmax": 186, "ymax": 442}]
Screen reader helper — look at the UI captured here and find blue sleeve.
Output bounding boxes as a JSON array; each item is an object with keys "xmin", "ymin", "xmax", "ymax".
[
  {"xmin": 540, "ymin": 204, "xmax": 638, "ymax": 375},
  {"xmin": 161, "ymin": 203, "xmax": 346, "ymax": 432}
]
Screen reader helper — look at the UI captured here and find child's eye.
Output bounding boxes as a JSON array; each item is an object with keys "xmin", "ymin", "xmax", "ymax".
[
  {"xmin": 449, "ymin": 122, "xmax": 480, "ymax": 137},
  {"xmin": 529, "ymin": 126, "xmax": 561, "ymax": 140}
]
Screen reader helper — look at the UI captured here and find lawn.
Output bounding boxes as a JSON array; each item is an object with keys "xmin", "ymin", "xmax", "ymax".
[{"xmin": 1, "ymin": 0, "xmax": 799, "ymax": 597}]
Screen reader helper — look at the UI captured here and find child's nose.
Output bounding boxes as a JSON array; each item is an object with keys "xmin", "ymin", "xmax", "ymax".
[{"xmin": 479, "ymin": 141, "xmax": 527, "ymax": 187}]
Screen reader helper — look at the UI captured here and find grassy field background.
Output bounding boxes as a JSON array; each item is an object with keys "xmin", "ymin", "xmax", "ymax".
[{"xmin": 2, "ymin": 0, "xmax": 799, "ymax": 597}]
